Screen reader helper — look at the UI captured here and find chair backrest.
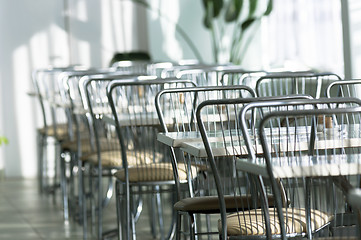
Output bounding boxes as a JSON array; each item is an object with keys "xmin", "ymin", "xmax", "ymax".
[
  {"xmin": 81, "ymin": 76, "xmax": 178, "ymax": 168},
  {"xmin": 240, "ymin": 98, "xmax": 361, "ymax": 239},
  {"xmin": 160, "ymin": 63, "xmax": 219, "ymax": 78},
  {"xmin": 220, "ymin": 69, "xmax": 266, "ymax": 86},
  {"xmin": 62, "ymin": 70, "xmax": 138, "ymax": 145},
  {"xmin": 259, "ymin": 104, "xmax": 361, "ymax": 239},
  {"xmin": 155, "ymin": 85, "xmax": 256, "ymax": 199},
  {"xmin": 194, "ymin": 95, "xmax": 314, "ymax": 239},
  {"xmin": 326, "ymin": 79, "xmax": 361, "ymax": 99},
  {"xmin": 105, "ymin": 78, "xmax": 196, "ymax": 176},
  {"xmin": 240, "ymin": 97, "xmax": 361, "ymax": 160},
  {"xmin": 32, "ymin": 66, "xmax": 85, "ymax": 140},
  {"xmin": 195, "ymin": 97, "xmax": 361, "ymax": 239},
  {"xmin": 175, "ymin": 65, "xmax": 245, "ymax": 86},
  {"xmin": 256, "ymin": 72, "xmax": 341, "ymax": 99},
  {"xmin": 146, "ymin": 62, "xmax": 175, "ymax": 77}
]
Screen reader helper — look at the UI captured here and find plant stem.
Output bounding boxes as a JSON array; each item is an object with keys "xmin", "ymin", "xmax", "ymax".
[
  {"xmin": 210, "ymin": 23, "xmax": 219, "ymax": 63},
  {"xmin": 236, "ymin": 20, "xmax": 261, "ymax": 65}
]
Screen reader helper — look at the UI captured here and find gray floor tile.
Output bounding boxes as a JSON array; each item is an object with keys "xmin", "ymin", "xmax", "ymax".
[{"xmin": 0, "ymin": 178, "xmax": 176, "ymax": 240}]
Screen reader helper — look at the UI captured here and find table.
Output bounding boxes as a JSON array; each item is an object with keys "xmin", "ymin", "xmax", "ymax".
[
  {"xmin": 236, "ymin": 153, "xmax": 361, "ymax": 178},
  {"xmin": 158, "ymin": 124, "xmax": 361, "ymax": 159}
]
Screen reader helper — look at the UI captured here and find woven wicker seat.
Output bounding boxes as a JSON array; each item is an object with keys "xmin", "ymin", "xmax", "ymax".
[
  {"xmin": 82, "ymin": 150, "xmax": 163, "ymax": 168},
  {"xmin": 114, "ymin": 162, "xmax": 198, "ymax": 182},
  {"xmin": 174, "ymin": 195, "xmax": 276, "ymax": 214},
  {"xmin": 222, "ymin": 208, "xmax": 332, "ymax": 236}
]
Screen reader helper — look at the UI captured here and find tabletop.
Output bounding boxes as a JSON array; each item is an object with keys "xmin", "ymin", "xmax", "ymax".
[
  {"xmin": 158, "ymin": 124, "xmax": 361, "ymax": 158},
  {"xmin": 236, "ymin": 153, "xmax": 361, "ymax": 178}
]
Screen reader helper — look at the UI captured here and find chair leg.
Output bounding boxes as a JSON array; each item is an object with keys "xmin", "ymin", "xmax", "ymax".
[
  {"xmin": 148, "ymin": 191, "xmax": 158, "ymax": 238},
  {"xmin": 116, "ymin": 181, "xmax": 123, "ymax": 240},
  {"xmin": 41, "ymin": 136, "xmax": 49, "ymax": 194},
  {"xmin": 80, "ymin": 161, "xmax": 87, "ymax": 240},
  {"xmin": 131, "ymin": 206, "xmax": 137, "ymax": 240},
  {"xmin": 128, "ymin": 186, "xmax": 136, "ymax": 240},
  {"xmin": 90, "ymin": 165, "xmax": 96, "ymax": 237},
  {"xmin": 37, "ymin": 132, "xmax": 45, "ymax": 194},
  {"xmin": 189, "ymin": 213, "xmax": 196, "ymax": 240},
  {"xmin": 102, "ymin": 173, "xmax": 114, "ymax": 208},
  {"xmin": 52, "ymin": 142, "xmax": 60, "ymax": 205},
  {"xmin": 205, "ymin": 214, "xmax": 211, "ymax": 240},
  {"xmin": 60, "ymin": 152, "xmax": 69, "ymax": 222},
  {"xmin": 175, "ymin": 211, "xmax": 182, "ymax": 240},
  {"xmin": 133, "ymin": 194, "xmax": 143, "ymax": 223},
  {"xmin": 97, "ymin": 167, "xmax": 103, "ymax": 240},
  {"xmin": 68, "ymin": 154, "xmax": 75, "ymax": 220},
  {"xmin": 165, "ymin": 196, "xmax": 178, "ymax": 240},
  {"xmin": 155, "ymin": 186, "xmax": 165, "ymax": 240}
]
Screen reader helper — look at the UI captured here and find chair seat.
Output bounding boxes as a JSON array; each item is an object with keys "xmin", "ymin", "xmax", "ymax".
[
  {"xmin": 61, "ymin": 138, "xmax": 117, "ymax": 154},
  {"xmin": 83, "ymin": 150, "xmax": 163, "ymax": 168},
  {"xmin": 114, "ymin": 162, "xmax": 198, "ymax": 182},
  {"xmin": 221, "ymin": 207, "xmax": 332, "ymax": 236},
  {"xmin": 38, "ymin": 124, "xmax": 69, "ymax": 140},
  {"xmin": 174, "ymin": 195, "xmax": 276, "ymax": 214}
]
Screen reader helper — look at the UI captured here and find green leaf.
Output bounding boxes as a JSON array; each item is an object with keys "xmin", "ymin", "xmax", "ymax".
[
  {"xmin": 225, "ymin": 0, "xmax": 243, "ymax": 22},
  {"xmin": 202, "ymin": 0, "xmax": 224, "ymax": 18},
  {"xmin": 0, "ymin": 136, "xmax": 8, "ymax": 146},
  {"xmin": 241, "ymin": 17, "xmax": 256, "ymax": 31},
  {"xmin": 264, "ymin": 0, "xmax": 273, "ymax": 16},
  {"xmin": 248, "ymin": 0, "xmax": 258, "ymax": 17}
]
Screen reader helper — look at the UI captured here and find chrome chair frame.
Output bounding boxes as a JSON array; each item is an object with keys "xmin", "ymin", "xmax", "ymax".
[
  {"xmin": 155, "ymin": 85, "xmax": 256, "ymax": 239},
  {"xmin": 259, "ymin": 105, "xmax": 361, "ymax": 240},
  {"xmin": 107, "ymin": 78, "xmax": 196, "ymax": 240},
  {"xmin": 239, "ymin": 98, "xmax": 361, "ymax": 239},
  {"xmin": 255, "ymin": 72, "xmax": 341, "ymax": 99},
  {"xmin": 195, "ymin": 96, "xmax": 315, "ymax": 239}
]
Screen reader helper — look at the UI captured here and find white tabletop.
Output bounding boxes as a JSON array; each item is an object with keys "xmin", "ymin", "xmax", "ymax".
[
  {"xmin": 157, "ymin": 129, "xmax": 242, "ymax": 148},
  {"xmin": 236, "ymin": 153, "xmax": 361, "ymax": 178},
  {"xmin": 159, "ymin": 125, "xmax": 361, "ymax": 159}
]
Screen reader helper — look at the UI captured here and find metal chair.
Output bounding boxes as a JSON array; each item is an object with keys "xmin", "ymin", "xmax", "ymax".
[
  {"xmin": 175, "ymin": 64, "xmax": 245, "ymax": 86},
  {"xmin": 32, "ymin": 66, "xmax": 87, "ymax": 199},
  {"xmin": 255, "ymin": 72, "xmax": 341, "ymax": 99},
  {"xmin": 155, "ymin": 85, "xmax": 256, "ymax": 239},
  {"xmin": 260, "ymin": 105, "xmax": 361, "ymax": 239},
  {"xmin": 60, "ymin": 70, "xmax": 137, "ymax": 227},
  {"xmin": 326, "ymin": 79, "xmax": 361, "ymax": 99},
  {"xmin": 80, "ymin": 74, "xmax": 172, "ymax": 239},
  {"xmin": 195, "ymin": 97, "xmax": 361, "ymax": 239},
  {"xmin": 239, "ymin": 98, "xmax": 361, "ymax": 239},
  {"xmin": 160, "ymin": 62, "xmax": 219, "ymax": 78},
  {"xmin": 90, "ymin": 77, "xmax": 194, "ymax": 240},
  {"xmin": 220, "ymin": 69, "xmax": 266, "ymax": 86},
  {"xmin": 161, "ymin": 94, "xmax": 312, "ymax": 239}
]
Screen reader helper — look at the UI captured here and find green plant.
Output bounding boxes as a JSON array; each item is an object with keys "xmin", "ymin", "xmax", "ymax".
[
  {"xmin": 202, "ymin": 0, "xmax": 273, "ymax": 64},
  {"xmin": 0, "ymin": 136, "xmax": 8, "ymax": 146},
  {"xmin": 124, "ymin": 0, "xmax": 272, "ymax": 65}
]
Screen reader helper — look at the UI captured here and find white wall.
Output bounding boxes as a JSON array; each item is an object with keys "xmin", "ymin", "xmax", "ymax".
[
  {"xmin": 0, "ymin": 0, "xmax": 68, "ymax": 178},
  {"xmin": 0, "ymin": 0, "xmax": 148, "ymax": 178},
  {"xmin": 347, "ymin": 0, "xmax": 361, "ymax": 78},
  {"xmin": 0, "ymin": 0, "xmax": 349, "ymax": 177}
]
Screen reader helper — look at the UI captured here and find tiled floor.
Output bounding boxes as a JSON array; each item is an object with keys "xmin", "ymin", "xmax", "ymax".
[{"xmin": 0, "ymin": 178, "xmax": 173, "ymax": 240}]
